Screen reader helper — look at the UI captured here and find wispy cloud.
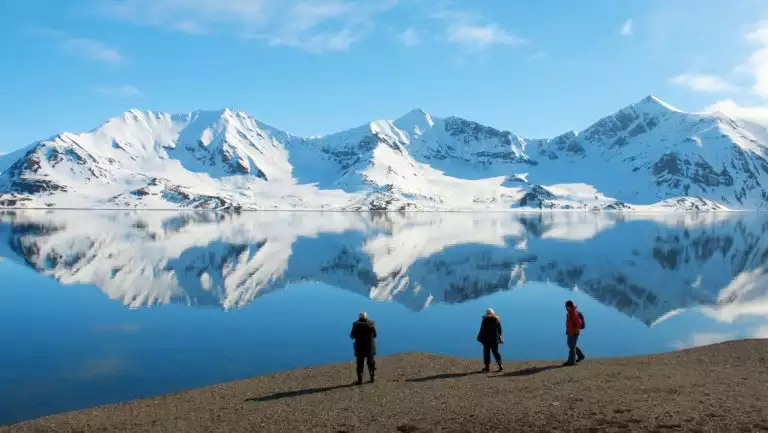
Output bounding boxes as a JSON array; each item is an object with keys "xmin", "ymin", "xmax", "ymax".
[
  {"xmin": 670, "ymin": 74, "xmax": 735, "ymax": 92},
  {"xmin": 435, "ymin": 10, "xmax": 526, "ymax": 50},
  {"xmin": 398, "ymin": 27, "xmax": 421, "ymax": 47},
  {"xmin": 671, "ymin": 332, "xmax": 734, "ymax": 350},
  {"xmin": 621, "ymin": 19, "xmax": 633, "ymax": 37},
  {"xmin": 742, "ymin": 21, "xmax": 768, "ymax": 99},
  {"xmin": 93, "ymin": 85, "xmax": 144, "ymax": 98},
  {"xmin": 100, "ymin": 0, "xmax": 265, "ymax": 29},
  {"xmin": 262, "ymin": 1, "xmax": 396, "ymax": 53},
  {"xmin": 173, "ymin": 20, "xmax": 208, "ymax": 35},
  {"xmin": 690, "ymin": 22, "xmax": 768, "ymax": 124},
  {"xmin": 447, "ymin": 23, "xmax": 525, "ymax": 48},
  {"xmin": 31, "ymin": 28, "xmax": 122, "ymax": 63},
  {"xmin": 706, "ymin": 99, "xmax": 768, "ymax": 123},
  {"xmin": 99, "ymin": 0, "xmax": 396, "ymax": 53},
  {"xmin": 67, "ymin": 356, "xmax": 127, "ymax": 380}
]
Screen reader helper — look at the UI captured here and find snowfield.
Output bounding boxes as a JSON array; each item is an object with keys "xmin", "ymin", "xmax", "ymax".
[{"xmin": 2, "ymin": 96, "xmax": 768, "ymax": 210}]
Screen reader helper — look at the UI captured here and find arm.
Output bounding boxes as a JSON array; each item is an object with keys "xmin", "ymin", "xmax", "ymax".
[
  {"xmin": 497, "ymin": 320, "xmax": 503, "ymax": 337},
  {"xmin": 371, "ymin": 325, "xmax": 377, "ymax": 339},
  {"xmin": 350, "ymin": 325, "xmax": 356, "ymax": 340}
]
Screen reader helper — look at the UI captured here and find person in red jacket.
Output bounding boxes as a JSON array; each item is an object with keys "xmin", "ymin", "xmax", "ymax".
[{"xmin": 563, "ymin": 300, "xmax": 585, "ymax": 366}]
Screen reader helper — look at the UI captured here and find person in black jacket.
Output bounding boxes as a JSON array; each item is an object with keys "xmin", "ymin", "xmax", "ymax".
[
  {"xmin": 350, "ymin": 312, "xmax": 377, "ymax": 385},
  {"xmin": 477, "ymin": 308, "xmax": 504, "ymax": 372}
]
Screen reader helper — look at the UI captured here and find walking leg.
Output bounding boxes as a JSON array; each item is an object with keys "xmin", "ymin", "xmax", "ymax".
[
  {"xmin": 482, "ymin": 344, "xmax": 491, "ymax": 371},
  {"xmin": 355, "ymin": 356, "xmax": 364, "ymax": 384},
  {"xmin": 575, "ymin": 335, "xmax": 585, "ymax": 362},
  {"xmin": 566, "ymin": 336, "xmax": 576, "ymax": 365},
  {"xmin": 492, "ymin": 344, "xmax": 503, "ymax": 371},
  {"xmin": 367, "ymin": 356, "xmax": 376, "ymax": 382}
]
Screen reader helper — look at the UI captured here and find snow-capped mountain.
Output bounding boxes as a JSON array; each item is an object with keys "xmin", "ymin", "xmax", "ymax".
[
  {"xmin": 3, "ymin": 96, "xmax": 768, "ymax": 210},
  {"xmin": 1, "ymin": 210, "xmax": 766, "ymax": 325}
]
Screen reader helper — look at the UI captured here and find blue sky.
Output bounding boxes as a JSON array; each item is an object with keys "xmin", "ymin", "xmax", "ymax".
[{"xmin": 2, "ymin": 0, "xmax": 768, "ymax": 152}]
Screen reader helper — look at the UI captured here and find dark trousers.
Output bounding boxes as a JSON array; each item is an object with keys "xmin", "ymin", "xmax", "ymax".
[
  {"xmin": 567, "ymin": 334, "xmax": 585, "ymax": 363},
  {"xmin": 482, "ymin": 343, "xmax": 502, "ymax": 366},
  {"xmin": 356, "ymin": 355, "xmax": 375, "ymax": 376}
]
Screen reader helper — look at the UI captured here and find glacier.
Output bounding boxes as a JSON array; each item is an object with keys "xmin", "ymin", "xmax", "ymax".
[{"xmin": 2, "ymin": 96, "xmax": 768, "ymax": 210}]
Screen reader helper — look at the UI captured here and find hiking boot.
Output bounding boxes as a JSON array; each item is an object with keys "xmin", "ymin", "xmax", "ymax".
[
  {"xmin": 497, "ymin": 364, "xmax": 504, "ymax": 372},
  {"xmin": 576, "ymin": 355, "xmax": 586, "ymax": 363},
  {"xmin": 562, "ymin": 361, "xmax": 576, "ymax": 367},
  {"xmin": 481, "ymin": 366, "xmax": 490, "ymax": 372},
  {"xmin": 369, "ymin": 371, "xmax": 375, "ymax": 383}
]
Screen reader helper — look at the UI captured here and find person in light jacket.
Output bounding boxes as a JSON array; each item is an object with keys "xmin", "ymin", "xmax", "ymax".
[
  {"xmin": 477, "ymin": 308, "xmax": 504, "ymax": 372},
  {"xmin": 350, "ymin": 312, "xmax": 377, "ymax": 385}
]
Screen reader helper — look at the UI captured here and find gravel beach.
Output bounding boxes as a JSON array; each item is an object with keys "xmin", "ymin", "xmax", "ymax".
[{"xmin": 3, "ymin": 339, "xmax": 767, "ymax": 433}]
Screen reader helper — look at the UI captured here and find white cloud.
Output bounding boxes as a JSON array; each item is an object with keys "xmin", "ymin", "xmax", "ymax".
[
  {"xmin": 173, "ymin": 20, "xmax": 208, "ymax": 35},
  {"xmin": 671, "ymin": 332, "xmax": 735, "ymax": 350},
  {"xmin": 706, "ymin": 99, "xmax": 768, "ymax": 124},
  {"xmin": 742, "ymin": 21, "xmax": 768, "ymax": 99},
  {"xmin": 93, "ymin": 85, "xmax": 144, "ymax": 98},
  {"xmin": 434, "ymin": 10, "xmax": 526, "ymax": 49},
  {"xmin": 621, "ymin": 19, "xmax": 633, "ymax": 37},
  {"xmin": 100, "ymin": 0, "xmax": 396, "ymax": 53},
  {"xmin": 699, "ymin": 268, "xmax": 768, "ymax": 322},
  {"xmin": 64, "ymin": 38, "xmax": 122, "ymax": 63},
  {"xmin": 398, "ymin": 27, "xmax": 421, "ymax": 47},
  {"xmin": 670, "ymin": 74, "xmax": 735, "ymax": 93},
  {"xmin": 101, "ymin": 0, "xmax": 265, "ymax": 28},
  {"xmin": 447, "ymin": 23, "xmax": 525, "ymax": 48},
  {"xmin": 31, "ymin": 28, "xmax": 122, "ymax": 64}
]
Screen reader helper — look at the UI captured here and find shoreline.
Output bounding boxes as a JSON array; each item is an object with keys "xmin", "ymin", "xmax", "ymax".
[{"xmin": 3, "ymin": 340, "xmax": 768, "ymax": 432}]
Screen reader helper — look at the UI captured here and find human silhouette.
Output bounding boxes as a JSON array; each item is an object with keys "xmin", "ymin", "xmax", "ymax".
[
  {"xmin": 563, "ymin": 300, "xmax": 586, "ymax": 366},
  {"xmin": 350, "ymin": 312, "xmax": 377, "ymax": 384},
  {"xmin": 477, "ymin": 308, "xmax": 504, "ymax": 372}
]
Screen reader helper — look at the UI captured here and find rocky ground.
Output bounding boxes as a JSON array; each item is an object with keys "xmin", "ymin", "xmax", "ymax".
[{"xmin": 3, "ymin": 340, "xmax": 768, "ymax": 433}]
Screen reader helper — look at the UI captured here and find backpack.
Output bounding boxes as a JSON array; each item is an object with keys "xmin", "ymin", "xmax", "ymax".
[{"xmin": 578, "ymin": 312, "xmax": 585, "ymax": 329}]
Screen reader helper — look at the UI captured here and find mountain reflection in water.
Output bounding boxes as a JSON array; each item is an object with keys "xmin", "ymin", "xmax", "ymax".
[{"xmin": 1, "ymin": 210, "xmax": 766, "ymax": 324}]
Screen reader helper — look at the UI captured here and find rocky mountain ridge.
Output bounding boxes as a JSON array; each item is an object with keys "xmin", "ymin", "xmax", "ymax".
[{"xmin": 2, "ymin": 96, "xmax": 768, "ymax": 210}]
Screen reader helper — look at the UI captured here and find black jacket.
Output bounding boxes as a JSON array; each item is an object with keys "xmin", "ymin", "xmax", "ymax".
[
  {"xmin": 350, "ymin": 319, "xmax": 377, "ymax": 357},
  {"xmin": 477, "ymin": 315, "xmax": 503, "ymax": 345}
]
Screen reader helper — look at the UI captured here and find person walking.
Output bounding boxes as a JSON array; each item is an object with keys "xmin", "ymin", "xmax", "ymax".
[
  {"xmin": 563, "ymin": 300, "xmax": 586, "ymax": 366},
  {"xmin": 350, "ymin": 312, "xmax": 377, "ymax": 385},
  {"xmin": 477, "ymin": 308, "xmax": 504, "ymax": 372}
]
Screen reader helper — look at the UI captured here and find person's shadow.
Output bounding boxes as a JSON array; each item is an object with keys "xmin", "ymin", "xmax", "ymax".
[
  {"xmin": 497, "ymin": 365, "xmax": 563, "ymax": 377},
  {"xmin": 405, "ymin": 371, "xmax": 484, "ymax": 383},
  {"xmin": 245, "ymin": 383, "xmax": 356, "ymax": 403}
]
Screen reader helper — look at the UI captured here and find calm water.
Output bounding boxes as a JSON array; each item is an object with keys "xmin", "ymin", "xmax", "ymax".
[{"xmin": 1, "ymin": 210, "xmax": 767, "ymax": 424}]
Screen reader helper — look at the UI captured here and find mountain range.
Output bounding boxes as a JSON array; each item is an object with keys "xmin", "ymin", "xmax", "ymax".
[
  {"xmin": 3, "ymin": 96, "xmax": 768, "ymax": 210},
  {"xmin": 1, "ymin": 210, "xmax": 766, "ymax": 326}
]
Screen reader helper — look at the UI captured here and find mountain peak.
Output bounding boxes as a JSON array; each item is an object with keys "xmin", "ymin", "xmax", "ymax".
[
  {"xmin": 636, "ymin": 95, "xmax": 683, "ymax": 113},
  {"xmin": 394, "ymin": 108, "xmax": 435, "ymax": 136}
]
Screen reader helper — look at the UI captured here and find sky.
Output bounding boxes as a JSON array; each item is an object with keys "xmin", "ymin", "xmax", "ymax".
[{"xmin": 3, "ymin": 0, "xmax": 768, "ymax": 152}]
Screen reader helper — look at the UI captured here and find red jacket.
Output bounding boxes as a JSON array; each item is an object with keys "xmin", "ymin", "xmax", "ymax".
[{"xmin": 566, "ymin": 307, "xmax": 583, "ymax": 336}]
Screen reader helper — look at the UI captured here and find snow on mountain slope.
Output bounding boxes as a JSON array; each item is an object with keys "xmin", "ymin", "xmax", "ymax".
[
  {"xmin": 3, "ymin": 96, "xmax": 768, "ymax": 210},
  {"xmin": 529, "ymin": 96, "xmax": 768, "ymax": 207},
  {"xmin": 1, "ymin": 210, "xmax": 767, "ymax": 325}
]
